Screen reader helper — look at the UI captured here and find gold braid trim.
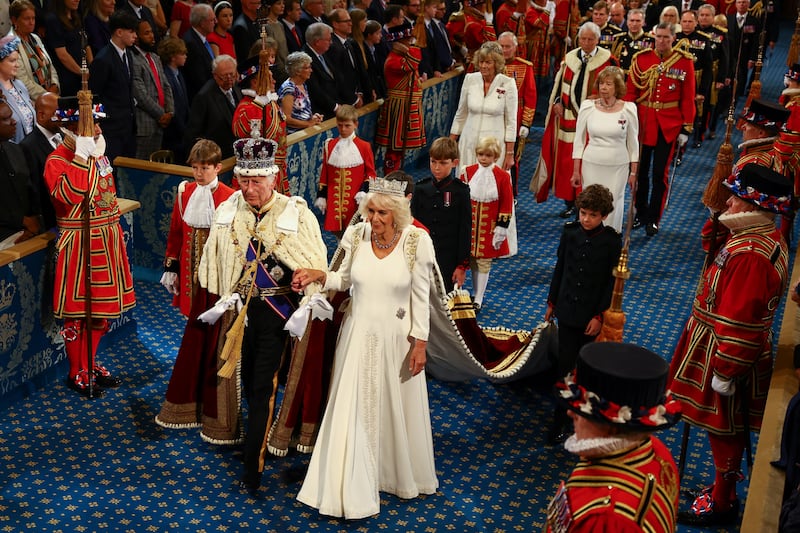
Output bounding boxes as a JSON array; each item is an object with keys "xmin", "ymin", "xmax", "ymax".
[{"xmin": 628, "ymin": 49, "xmax": 691, "ymax": 104}]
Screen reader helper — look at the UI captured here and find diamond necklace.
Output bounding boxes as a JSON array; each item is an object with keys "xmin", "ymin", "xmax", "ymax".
[{"xmin": 373, "ymin": 230, "xmax": 400, "ymax": 250}]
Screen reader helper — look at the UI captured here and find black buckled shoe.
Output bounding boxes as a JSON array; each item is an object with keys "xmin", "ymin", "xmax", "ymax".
[
  {"xmin": 632, "ymin": 217, "xmax": 643, "ymax": 230},
  {"xmin": 677, "ymin": 493, "xmax": 740, "ymax": 527},
  {"xmin": 93, "ymin": 366, "xmax": 122, "ymax": 388},
  {"xmin": 67, "ymin": 372, "xmax": 104, "ymax": 399},
  {"xmin": 645, "ymin": 223, "xmax": 659, "ymax": 236},
  {"xmin": 558, "ymin": 206, "xmax": 576, "ymax": 219}
]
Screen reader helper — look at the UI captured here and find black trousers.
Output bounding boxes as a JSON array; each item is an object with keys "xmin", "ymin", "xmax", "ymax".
[
  {"xmin": 636, "ymin": 129, "xmax": 676, "ymax": 226},
  {"xmin": 241, "ymin": 298, "xmax": 289, "ymax": 486},
  {"xmin": 556, "ymin": 322, "xmax": 596, "ymax": 379}
]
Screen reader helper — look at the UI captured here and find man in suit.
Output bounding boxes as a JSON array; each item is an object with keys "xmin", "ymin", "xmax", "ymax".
[
  {"xmin": 298, "ymin": 0, "xmax": 328, "ymax": 36},
  {"xmin": 282, "ymin": 0, "xmax": 305, "ymax": 53},
  {"xmin": 182, "ymin": 3, "xmax": 216, "ymax": 103},
  {"xmin": 20, "ymin": 92, "xmax": 60, "ymax": 230},
  {"xmin": 133, "ymin": 19, "xmax": 174, "ymax": 160},
  {"xmin": 667, "ymin": 0, "xmax": 704, "ymax": 15},
  {"xmin": 89, "ymin": 10, "xmax": 138, "ymax": 163},
  {"xmin": 326, "ymin": 9, "xmax": 365, "ymax": 108},
  {"xmin": 158, "ymin": 36, "xmax": 190, "ymax": 163},
  {"xmin": 185, "ymin": 55, "xmax": 242, "ymax": 160},
  {"xmin": 303, "ymin": 22, "xmax": 341, "ymax": 120},
  {"xmin": 232, "ymin": 0, "xmax": 261, "ymax": 62},
  {"xmin": 726, "ymin": 0, "xmax": 760, "ymax": 99},
  {"xmin": 367, "ymin": 0, "xmax": 386, "ymax": 24},
  {"xmin": 423, "ymin": 0, "xmax": 454, "ymax": 76},
  {"xmin": 121, "ymin": 0, "xmax": 160, "ymax": 43}
]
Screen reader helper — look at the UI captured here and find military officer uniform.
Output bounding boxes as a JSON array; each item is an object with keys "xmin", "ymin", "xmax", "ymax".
[{"xmin": 611, "ymin": 30, "xmax": 654, "ymax": 75}]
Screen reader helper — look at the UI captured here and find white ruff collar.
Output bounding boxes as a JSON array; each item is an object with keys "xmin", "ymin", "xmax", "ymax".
[
  {"xmin": 183, "ymin": 178, "xmax": 218, "ymax": 228},
  {"xmin": 328, "ymin": 133, "xmax": 364, "ymax": 168},
  {"xmin": 563, "ymin": 434, "xmax": 646, "ymax": 458},
  {"xmin": 719, "ymin": 209, "xmax": 775, "ymax": 232},
  {"xmin": 737, "ymin": 136, "xmax": 777, "ymax": 151},
  {"xmin": 469, "ymin": 163, "xmax": 499, "ymax": 202}
]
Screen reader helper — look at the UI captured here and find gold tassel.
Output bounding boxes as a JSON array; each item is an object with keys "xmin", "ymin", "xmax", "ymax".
[
  {"xmin": 702, "ymin": 140, "xmax": 734, "ymax": 212},
  {"xmin": 217, "ymin": 251, "xmax": 260, "ymax": 379},
  {"xmin": 789, "ymin": 11, "xmax": 800, "ymax": 67}
]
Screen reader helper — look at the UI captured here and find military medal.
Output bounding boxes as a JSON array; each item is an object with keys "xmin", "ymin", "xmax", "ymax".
[
  {"xmin": 444, "ymin": 191, "xmax": 451, "ymax": 207},
  {"xmin": 270, "ymin": 265, "xmax": 284, "ymax": 281},
  {"xmin": 96, "ymin": 155, "xmax": 113, "ymax": 177}
]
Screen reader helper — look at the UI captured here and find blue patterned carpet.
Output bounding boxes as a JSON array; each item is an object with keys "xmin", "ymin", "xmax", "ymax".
[{"xmin": 0, "ymin": 33, "xmax": 795, "ymax": 533}]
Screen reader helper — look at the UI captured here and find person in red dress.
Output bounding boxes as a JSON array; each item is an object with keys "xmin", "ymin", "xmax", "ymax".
[
  {"xmin": 546, "ymin": 342, "xmax": 681, "ymax": 533},
  {"xmin": 375, "ymin": 21, "xmax": 425, "ymax": 174},
  {"xmin": 44, "ymin": 102, "xmax": 135, "ymax": 397},
  {"xmin": 670, "ymin": 164, "xmax": 791, "ymax": 527},
  {"xmin": 314, "ymin": 104, "xmax": 376, "ymax": 238}
]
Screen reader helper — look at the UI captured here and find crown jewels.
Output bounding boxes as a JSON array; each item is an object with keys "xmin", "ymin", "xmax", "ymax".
[{"xmin": 368, "ymin": 178, "xmax": 407, "ymax": 197}]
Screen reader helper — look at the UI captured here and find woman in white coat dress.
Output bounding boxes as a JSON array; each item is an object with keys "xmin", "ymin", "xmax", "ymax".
[
  {"xmin": 292, "ymin": 178, "xmax": 438, "ymax": 520},
  {"xmin": 450, "ymin": 42, "xmax": 518, "ymax": 174},
  {"xmin": 571, "ymin": 67, "xmax": 639, "ymax": 232}
]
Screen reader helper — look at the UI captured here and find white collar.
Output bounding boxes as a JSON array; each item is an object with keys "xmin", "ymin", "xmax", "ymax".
[{"xmin": 36, "ymin": 123, "xmax": 61, "ymax": 147}]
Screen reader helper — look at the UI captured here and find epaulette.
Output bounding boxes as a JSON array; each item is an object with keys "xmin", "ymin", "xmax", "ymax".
[
  {"xmin": 611, "ymin": 30, "xmax": 625, "ymax": 39},
  {"xmin": 448, "ymin": 10, "xmax": 464, "ymax": 22},
  {"xmin": 713, "ymin": 24, "xmax": 728, "ymax": 34},
  {"xmin": 673, "ymin": 47, "xmax": 694, "ymax": 60},
  {"xmin": 514, "ymin": 56, "xmax": 533, "ymax": 67},
  {"xmin": 697, "ymin": 30, "xmax": 712, "ymax": 39},
  {"xmin": 630, "ymin": 47, "xmax": 653, "ymax": 62}
]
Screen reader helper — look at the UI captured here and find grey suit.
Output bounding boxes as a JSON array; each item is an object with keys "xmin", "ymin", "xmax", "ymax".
[{"xmin": 132, "ymin": 48, "xmax": 175, "ymax": 160}]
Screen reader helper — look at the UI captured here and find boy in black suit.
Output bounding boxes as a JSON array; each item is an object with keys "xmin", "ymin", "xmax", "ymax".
[
  {"xmin": 544, "ymin": 184, "xmax": 621, "ymax": 443},
  {"xmin": 410, "ymin": 137, "xmax": 471, "ymax": 292}
]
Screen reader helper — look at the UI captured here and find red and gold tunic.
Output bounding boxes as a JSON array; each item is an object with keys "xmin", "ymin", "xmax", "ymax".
[
  {"xmin": 505, "ymin": 56, "xmax": 537, "ymax": 130},
  {"xmin": 375, "ymin": 46, "xmax": 425, "ymax": 152},
  {"xmin": 232, "ymin": 94, "xmax": 290, "ymax": 195},
  {"xmin": 625, "ymin": 47, "xmax": 696, "ymax": 146},
  {"xmin": 669, "ymin": 218, "xmax": 788, "ymax": 435},
  {"xmin": 461, "ymin": 163, "xmax": 513, "ymax": 259},
  {"xmin": 532, "ymin": 47, "xmax": 618, "ymax": 202},
  {"xmin": 546, "ymin": 437, "xmax": 679, "ymax": 533},
  {"xmin": 462, "ymin": 7, "xmax": 497, "ymax": 55},
  {"xmin": 525, "ymin": 2, "xmax": 551, "ymax": 77},
  {"xmin": 318, "ymin": 135, "xmax": 376, "ymax": 232},
  {"xmin": 164, "ymin": 180, "xmax": 235, "ymax": 316},
  {"xmin": 495, "ymin": 1, "xmax": 528, "ymax": 59},
  {"xmin": 551, "ymin": 0, "xmax": 581, "ymax": 62},
  {"xmin": 44, "ymin": 143, "xmax": 135, "ymax": 319}
]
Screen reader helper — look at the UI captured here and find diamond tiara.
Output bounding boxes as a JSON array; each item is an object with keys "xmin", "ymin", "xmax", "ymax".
[{"xmin": 368, "ymin": 178, "xmax": 407, "ymax": 197}]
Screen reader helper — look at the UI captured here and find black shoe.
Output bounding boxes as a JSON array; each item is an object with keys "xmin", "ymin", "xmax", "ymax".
[
  {"xmin": 708, "ymin": 131, "xmax": 716, "ymax": 139},
  {"xmin": 632, "ymin": 217, "xmax": 643, "ymax": 230},
  {"xmin": 66, "ymin": 375, "xmax": 104, "ymax": 399},
  {"xmin": 473, "ymin": 302, "xmax": 481, "ymax": 315},
  {"xmin": 676, "ymin": 156, "xmax": 683, "ymax": 166},
  {"xmin": 558, "ymin": 206, "xmax": 576, "ymax": 218},
  {"xmin": 238, "ymin": 479, "xmax": 261, "ymax": 498},
  {"xmin": 677, "ymin": 494, "xmax": 739, "ymax": 527},
  {"xmin": 692, "ymin": 141, "xmax": 702, "ymax": 148},
  {"xmin": 645, "ymin": 223, "xmax": 658, "ymax": 236},
  {"xmin": 94, "ymin": 369, "xmax": 122, "ymax": 388}
]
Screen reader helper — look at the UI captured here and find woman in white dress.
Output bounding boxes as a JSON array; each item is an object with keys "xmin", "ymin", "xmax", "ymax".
[
  {"xmin": 571, "ymin": 66, "xmax": 639, "ymax": 232},
  {"xmin": 449, "ymin": 41, "xmax": 518, "ymax": 174},
  {"xmin": 292, "ymin": 178, "xmax": 439, "ymax": 520}
]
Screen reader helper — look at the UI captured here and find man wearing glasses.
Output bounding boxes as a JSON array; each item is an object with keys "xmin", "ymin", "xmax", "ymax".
[
  {"xmin": 184, "ymin": 55, "xmax": 242, "ymax": 159},
  {"xmin": 327, "ymin": 8, "xmax": 366, "ymax": 108}
]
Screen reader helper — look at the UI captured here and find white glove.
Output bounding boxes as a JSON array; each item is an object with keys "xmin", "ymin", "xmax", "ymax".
[
  {"xmin": 460, "ymin": 46, "xmax": 469, "ymax": 59},
  {"xmin": 74, "ymin": 136, "xmax": 96, "ymax": 160},
  {"xmin": 711, "ymin": 375, "xmax": 736, "ymax": 396},
  {"xmin": 484, "ymin": 12, "xmax": 493, "ymax": 24},
  {"xmin": 564, "ymin": 36, "xmax": 572, "ymax": 48},
  {"xmin": 519, "ymin": 126, "xmax": 529, "ymax": 139},
  {"xmin": 677, "ymin": 133, "xmax": 689, "ymax": 147},
  {"xmin": 354, "ymin": 191, "xmax": 367, "ymax": 205},
  {"xmin": 92, "ymin": 134, "xmax": 106, "ymax": 157},
  {"xmin": 159, "ymin": 271, "xmax": 179, "ymax": 295},
  {"xmin": 492, "ymin": 226, "xmax": 507, "ymax": 250},
  {"xmin": 314, "ymin": 197, "xmax": 327, "ymax": 215}
]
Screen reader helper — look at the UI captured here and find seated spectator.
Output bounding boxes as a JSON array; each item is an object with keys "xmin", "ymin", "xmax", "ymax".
[
  {"xmin": 0, "ymin": 98, "xmax": 40, "ymax": 248},
  {"xmin": 279, "ymin": 51, "xmax": 323, "ymax": 133},
  {"xmin": 84, "ymin": 0, "xmax": 115, "ymax": 56},
  {"xmin": 207, "ymin": 1, "xmax": 236, "ymax": 59},
  {"xmin": 44, "ymin": 0, "xmax": 91, "ymax": 97},
  {"xmin": 159, "ymin": 36, "xmax": 190, "ymax": 163},
  {"xmin": 133, "ymin": 19, "xmax": 174, "ymax": 160},
  {"xmin": 0, "ymin": 35, "xmax": 35, "ymax": 143},
  {"xmin": 10, "ymin": 0, "xmax": 60, "ymax": 100},
  {"xmin": 20, "ymin": 92, "xmax": 60, "ymax": 230},
  {"xmin": 182, "ymin": 3, "xmax": 216, "ymax": 102},
  {"xmin": 184, "ymin": 55, "xmax": 241, "ymax": 159}
]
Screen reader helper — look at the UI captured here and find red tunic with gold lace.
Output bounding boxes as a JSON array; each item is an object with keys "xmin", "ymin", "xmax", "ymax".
[
  {"xmin": 318, "ymin": 136, "xmax": 376, "ymax": 232},
  {"xmin": 164, "ymin": 180, "xmax": 235, "ymax": 316},
  {"xmin": 232, "ymin": 95, "xmax": 290, "ymax": 195},
  {"xmin": 44, "ymin": 143, "xmax": 135, "ymax": 319},
  {"xmin": 546, "ymin": 437, "xmax": 679, "ymax": 533},
  {"xmin": 375, "ymin": 46, "xmax": 425, "ymax": 151},
  {"xmin": 461, "ymin": 163, "xmax": 513, "ymax": 259},
  {"xmin": 669, "ymin": 218, "xmax": 788, "ymax": 435}
]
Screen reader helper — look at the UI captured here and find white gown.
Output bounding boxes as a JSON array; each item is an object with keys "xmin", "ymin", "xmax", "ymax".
[
  {"xmin": 296, "ymin": 223, "xmax": 439, "ymax": 519},
  {"xmin": 572, "ymin": 99, "xmax": 640, "ymax": 232}
]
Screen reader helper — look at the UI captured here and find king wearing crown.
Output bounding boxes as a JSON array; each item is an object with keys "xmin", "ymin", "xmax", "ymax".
[{"xmin": 196, "ymin": 137, "xmax": 328, "ymax": 496}]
